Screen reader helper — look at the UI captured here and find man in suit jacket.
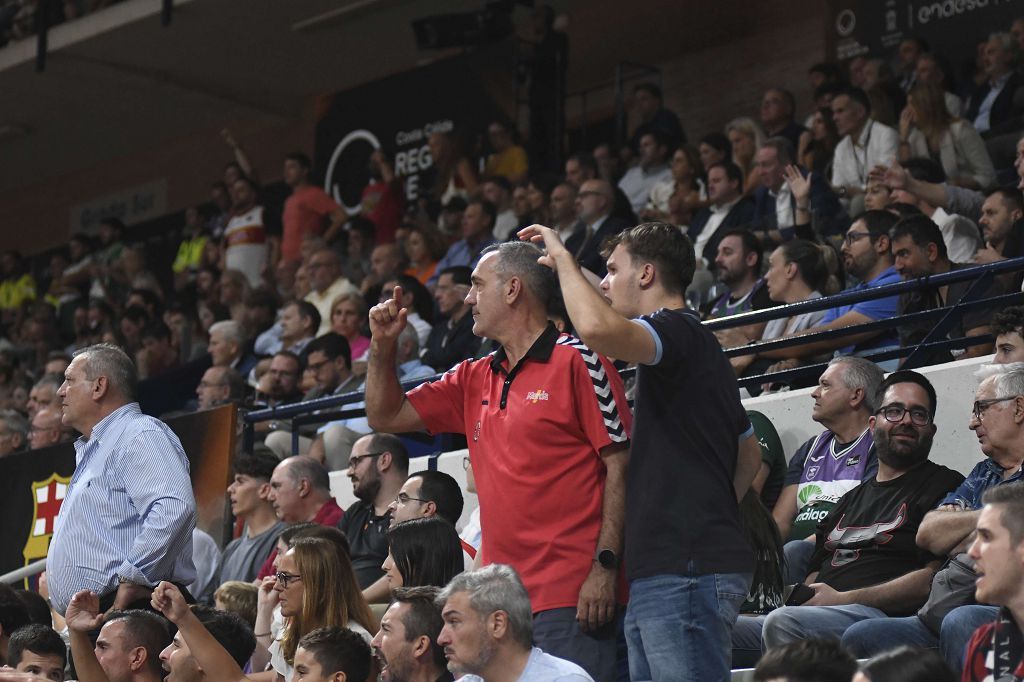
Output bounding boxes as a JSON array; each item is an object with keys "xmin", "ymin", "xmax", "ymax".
[
  {"xmin": 751, "ymin": 137, "xmax": 843, "ymax": 243},
  {"xmin": 575, "ymin": 178, "xmax": 631, "ymax": 276},
  {"xmin": 688, "ymin": 161, "xmax": 755, "ymax": 267},
  {"xmin": 966, "ymin": 33, "xmax": 1024, "ymax": 137}
]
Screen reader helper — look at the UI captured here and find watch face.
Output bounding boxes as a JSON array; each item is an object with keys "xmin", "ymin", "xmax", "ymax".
[{"xmin": 598, "ymin": 549, "xmax": 617, "ymax": 568}]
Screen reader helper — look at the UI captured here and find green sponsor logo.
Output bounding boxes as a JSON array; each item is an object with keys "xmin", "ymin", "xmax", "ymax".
[{"xmin": 798, "ymin": 484, "xmax": 822, "ymax": 506}]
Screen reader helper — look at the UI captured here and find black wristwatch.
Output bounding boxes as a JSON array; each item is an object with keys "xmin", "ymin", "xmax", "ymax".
[{"xmin": 595, "ymin": 548, "xmax": 619, "ymax": 570}]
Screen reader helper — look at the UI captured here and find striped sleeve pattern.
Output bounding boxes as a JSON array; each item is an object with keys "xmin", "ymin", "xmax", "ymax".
[{"xmin": 556, "ymin": 335, "xmax": 628, "ymax": 443}]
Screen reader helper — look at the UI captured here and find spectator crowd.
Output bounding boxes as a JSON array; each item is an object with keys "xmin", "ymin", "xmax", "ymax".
[{"xmin": 5, "ymin": 8, "xmax": 1024, "ymax": 682}]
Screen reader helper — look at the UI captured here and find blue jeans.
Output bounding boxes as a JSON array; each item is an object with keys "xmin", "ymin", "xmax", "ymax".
[
  {"xmin": 762, "ymin": 604, "xmax": 887, "ymax": 650},
  {"xmin": 783, "ymin": 540, "xmax": 816, "ymax": 584},
  {"xmin": 732, "ymin": 614, "xmax": 768, "ymax": 669},
  {"xmin": 941, "ymin": 605, "xmax": 998, "ymax": 672},
  {"xmin": 624, "ymin": 570, "xmax": 751, "ymax": 682},
  {"xmin": 533, "ymin": 607, "xmax": 620, "ymax": 682}
]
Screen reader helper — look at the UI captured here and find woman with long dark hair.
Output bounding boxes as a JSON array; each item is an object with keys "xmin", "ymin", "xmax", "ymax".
[{"xmin": 382, "ymin": 517, "xmax": 464, "ymax": 591}]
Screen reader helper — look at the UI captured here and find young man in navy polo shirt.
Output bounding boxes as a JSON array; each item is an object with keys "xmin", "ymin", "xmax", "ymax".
[
  {"xmin": 521, "ymin": 221, "xmax": 762, "ymax": 682},
  {"xmin": 365, "ymin": 241, "xmax": 632, "ymax": 682}
]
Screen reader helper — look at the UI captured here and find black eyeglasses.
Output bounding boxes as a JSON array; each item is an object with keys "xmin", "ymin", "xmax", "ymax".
[
  {"xmin": 274, "ymin": 571, "xmax": 302, "ymax": 588},
  {"xmin": 843, "ymin": 231, "xmax": 872, "ymax": 246},
  {"xmin": 876, "ymin": 404, "xmax": 931, "ymax": 426},
  {"xmin": 972, "ymin": 396, "xmax": 1018, "ymax": 421},
  {"xmin": 347, "ymin": 452, "xmax": 385, "ymax": 469},
  {"xmin": 393, "ymin": 492, "xmax": 429, "ymax": 506}
]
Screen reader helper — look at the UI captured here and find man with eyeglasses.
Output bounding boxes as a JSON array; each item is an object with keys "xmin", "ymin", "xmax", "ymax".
[
  {"xmin": 757, "ymin": 370, "xmax": 964, "ymax": 653},
  {"xmin": 754, "ymin": 210, "xmax": 902, "ymax": 369},
  {"xmin": 27, "ymin": 406, "xmax": 71, "ymax": 450},
  {"xmin": 843, "ymin": 363, "xmax": 1024, "ymax": 669},
  {"xmin": 340, "ymin": 433, "xmax": 409, "ymax": 589}
]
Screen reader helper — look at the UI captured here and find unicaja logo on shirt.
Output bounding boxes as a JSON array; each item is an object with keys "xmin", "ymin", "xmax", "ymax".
[
  {"xmin": 798, "ymin": 484, "xmax": 823, "ymax": 506},
  {"xmin": 526, "ymin": 389, "xmax": 550, "ymax": 403}
]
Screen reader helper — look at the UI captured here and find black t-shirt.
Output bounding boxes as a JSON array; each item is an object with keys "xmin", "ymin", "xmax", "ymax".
[
  {"xmin": 422, "ymin": 312, "xmax": 481, "ymax": 373},
  {"xmin": 338, "ymin": 500, "xmax": 391, "ymax": 589},
  {"xmin": 627, "ymin": 308, "xmax": 754, "ymax": 579},
  {"xmin": 810, "ymin": 460, "xmax": 964, "ymax": 614}
]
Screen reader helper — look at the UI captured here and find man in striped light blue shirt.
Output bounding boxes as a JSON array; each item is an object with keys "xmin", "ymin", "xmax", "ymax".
[{"xmin": 47, "ymin": 343, "xmax": 196, "ymax": 616}]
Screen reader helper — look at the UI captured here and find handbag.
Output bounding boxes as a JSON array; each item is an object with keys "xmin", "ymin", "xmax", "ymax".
[{"xmin": 917, "ymin": 551, "xmax": 978, "ymax": 634}]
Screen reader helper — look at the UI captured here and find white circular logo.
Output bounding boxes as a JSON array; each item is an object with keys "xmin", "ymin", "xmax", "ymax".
[
  {"xmin": 323, "ymin": 129, "xmax": 381, "ymax": 214},
  {"xmin": 836, "ymin": 9, "xmax": 856, "ymax": 37}
]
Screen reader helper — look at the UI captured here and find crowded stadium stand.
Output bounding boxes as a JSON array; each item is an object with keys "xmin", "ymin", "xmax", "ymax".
[{"xmin": 5, "ymin": 1, "xmax": 1024, "ymax": 681}]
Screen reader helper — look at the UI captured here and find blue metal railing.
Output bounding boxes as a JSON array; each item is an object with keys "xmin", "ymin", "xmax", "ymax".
[{"xmin": 242, "ymin": 257, "xmax": 1024, "ymax": 455}]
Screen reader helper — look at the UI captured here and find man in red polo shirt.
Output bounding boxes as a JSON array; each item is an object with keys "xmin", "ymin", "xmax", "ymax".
[{"xmin": 365, "ymin": 241, "xmax": 631, "ymax": 682}]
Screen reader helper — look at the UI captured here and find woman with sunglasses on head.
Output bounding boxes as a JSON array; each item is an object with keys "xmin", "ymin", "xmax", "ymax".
[{"xmin": 382, "ymin": 516, "xmax": 464, "ymax": 592}]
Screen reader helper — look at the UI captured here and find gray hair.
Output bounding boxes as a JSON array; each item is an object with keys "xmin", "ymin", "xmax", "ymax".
[
  {"xmin": 481, "ymin": 241, "xmax": 557, "ymax": 312},
  {"xmin": 209, "ymin": 320, "xmax": 248, "ymax": 346},
  {"xmin": 282, "ymin": 455, "xmax": 330, "ymax": 493},
  {"xmin": 0, "ymin": 409, "xmax": 28, "ymax": 441},
  {"xmin": 828, "ymin": 356, "xmax": 884, "ymax": 413},
  {"xmin": 992, "ymin": 362, "xmax": 1024, "ymax": 399},
  {"xmin": 73, "ymin": 343, "xmax": 138, "ymax": 402},
  {"xmin": 762, "ymin": 136, "xmax": 795, "ymax": 165},
  {"xmin": 436, "ymin": 564, "xmax": 533, "ymax": 649},
  {"xmin": 397, "ymin": 325, "xmax": 420, "ymax": 360}
]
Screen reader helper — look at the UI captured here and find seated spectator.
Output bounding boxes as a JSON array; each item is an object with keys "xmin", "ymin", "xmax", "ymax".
[
  {"xmin": 208, "ymin": 320, "xmax": 258, "ymax": 378},
  {"xmin": 698, "ymin": 131, "xmax": 731, "ymax": 175},
  {"xmin": 218, "ymin": 269, "xmax": 250, "ymax": 325},
  {"xmin": 891, "ymin": 214, "xmax": 1000, "ymax": 366},
  {"xmin": 277, "ymin": 300, "xmax": 320, "ymax": 357},
  {"xmin": 137, "ymin": 321, "xmax": 179, "ymax": 380},
  {"xmin": 687, "ymin": 162, "xmax": 756, "ymax": 270},
  {"xmin": 832, "ymin": 88, "xmax": 900, "ymax": 209},
  {"xmin": 525, "ymin": 176, "xmax": 553, "ymax": 226},
  {"xmin": 402, "ymin": 227, "xmax": 446, "ymax": 287},
  {"xmin": 436, "ymin": 565, "xmax": 593, "ymax": 681},
  {"xmin": 302, "ymin": 332, "xmax": 360, "ymax": 400},
  {"xmin": 629, "ymin": 82, "xmax": 685, "ymax": 153},
  {"xmin": 900, "ymin": 84, "xmax": 996, "ymax": 191},
  {"xmin": 854, "ymin": 645, "xmax": 957, "ymax": 682},
  {"xmin": 618, "ymin": 131, "xmax": 673, "ymax": 215},
  {"xmin": 338, "ymin": 433, "xmax": 409, "ymax": 589},
  {"xmin": 752, "ymin": 137, "xmax": 842, "ymax": 244},
  {"xmin": 761, "ymin": 87, "xmax": 811, "ymax": 154},
  {"xmin": 437, "ymin": 197, "xmax": 468, "ymax": 243},
  {"xmin": 427, "ymin": 199, "xmax": 498, "ymax": 289},
  {"xmin": 800, "ymin": 106, "xmax": 841, "ymax": 179},
  {"xmin": 726, "ymin": 117, "xmax": 766, "ymax": 195},
  {"xmin": 754, "ymin": 211, "xmax": 902, "ymax": 367},
  {"xmin": 153, "ymin": 598, "xmax": 257, "ymax": 682},
  {"xmin": 890, "ymin": 158, "xmax": 982, "ymax": 262},
  {"xmin": 732, "ymin": 490, "xmax": 786, "ymax": 668},
  {"xmin": 304, "ymin": 249, "xmax": 358, "ymax": 337},
  {"xmin": 993, "ymin": 306, "xmax": 1024, "ymax": 363},
  {"xmin": 961, "ymin": 483, "xmax": 1024, "ymax": 681},
  {"xmin": 329, "ymin": 293, "xmax": 370, "ymax": 364},
  {"xmin": 172, "ymin": 206, "xmax": 210, "ymax": 292},
  {"xmin": 7, "ymin": 624, "xmax": 65, "ymax": 681},
  {"xmin": 705, "ymin": 229, "xmax": 772, "ymax": 332},
  {"xmin": 213, "ymin": 581, "xmax": 258, "ymax": 629},
  {"xmin": 563, "ymin": 152, "xmax": 637, "ymax": 225},
  {"xmin": 379, "ymin": 275, "xmax": 433, "ymax": 348},
  {"xmin": 423, "ymin": 266, "xmax": 478, "ymax": 372},
  {"xmin": 642, "ymin": 145, "xmax": 704, "ymax": 228},
  {"xmin": 382, "ymin": 517, "xmax": 464, "ymax": 591},
  {"xmin": 915, "ymin": 52, "xmax": 963, "ymax": 117},
  {"xmin": 756, "ymin": 372, "xmax": 964, "ymax": 651},
  {"xmin": 0, "ymin": 409, "xmax": 27, "ymax": 457},
  {"xmin": 862, "ymin": 58, "xmax": 905, "ymax": 128},
  {"xmin": 65, "ymin": 599, "xmax": 171, "ymax": 682},
  {"xmin": 547, "ymin": 182, "xmax": 585, "ymax": 255},
  {"xmin": 0, "ymin": 583, "xmax": 30, "ymax": 666},
  {"xmin": 843, "ymin": 365, "xmax": 1024, "ymax": 669},
  {"xmin": 28, "ymin": 406, "xmax": 72, "ymax": 450},
  {"xmin": 481, "ymin": 176, "xmax": 519, "ymax": 242},
  {"xmin": 574, "ymin": 179, "xmax": 630, "ymax": 276},
  {"xmin": 0, "ymin": 251, "xmax": 36, "ymax": 329},
  {"xmin": 371, "ymin": 586, "xmax": 451, "ymax": 682},
  {"xmin": 194, "ymin": 366, "xmax": 245, "ymax": 411},
  {"xmin": 484, "ymin": 121, "xmax": 529, "ymax": 186},
  {"xmin": 965, "ymin": 32, "xmax": 1024, "ymax": 137},
  {"xmin": 220, "ymin": 449, "xmax": 284, "ymax": 584},
  {"xmin": 976, "ymin": 189, "xmax": 1024, "ymax": 278},
  {"xmin": 254, "ymin": 351, "xmax": 304, "ymax": 408},
  {"xmin": 768, "ymin": 357, "xmax": 882, "ymax": 578},
  {"xmin": 222, "ymin": 176, "xmax": 268, "ymax": 289},
  {"xmin": 292, "ymin": 627, "xmax": 373, "ymax": 682},
  {"xmin": 363, "ymin": 468, "xmax": 468, "ymax": 603},
  {"xmin": 723, "ymin": 240, "xmax": 836, "ymax": 382},
  {"xmin": 26, "ymin": 373, "xmax": 61, "ymax": 419},
  {"xmin": 752, "ymin": 638, "xmax": 857, "ymax": 682}
]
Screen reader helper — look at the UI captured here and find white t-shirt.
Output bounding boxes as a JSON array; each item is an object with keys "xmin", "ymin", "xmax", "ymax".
[
  {"xmin": 224, "ymin": 205, "xmax": 268, "ymax": 288},
  {"xmin": 460, "ymin": 647, "xmax": 594, "ymax": 681}
]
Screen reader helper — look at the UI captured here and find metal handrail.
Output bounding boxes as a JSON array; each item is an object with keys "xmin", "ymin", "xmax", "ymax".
[{"xmin": 0, "ymin": 559, "xmax": 45, "ymax": 585}]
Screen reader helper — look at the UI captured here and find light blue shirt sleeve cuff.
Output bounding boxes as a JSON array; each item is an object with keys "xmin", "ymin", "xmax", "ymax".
[
  {"xmin": 740, "ymin": 424, "xmax": 755, "ymax": 439},
  {"xmin": 115, "ymin": 562, "xmax": 152, "ymax": 587},
  {"xmin": 634, "ymin": 318, "xmax": 663, "ymax": 366}
]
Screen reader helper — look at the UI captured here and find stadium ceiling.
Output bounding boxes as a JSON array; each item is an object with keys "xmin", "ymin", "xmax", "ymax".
[{"xmin": 0, "ymin": 0, "xmax": 799, "ymax": 195}]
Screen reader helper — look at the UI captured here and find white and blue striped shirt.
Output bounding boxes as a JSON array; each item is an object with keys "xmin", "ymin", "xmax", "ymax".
[{"xmin": 47, "ymin": 402, "xmax": 197, "ymax": 615}]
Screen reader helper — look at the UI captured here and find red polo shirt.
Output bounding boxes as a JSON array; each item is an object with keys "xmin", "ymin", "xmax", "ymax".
[{"xmin": 407, "ymin": 325, "xmax": 632, "ymax": 613}]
